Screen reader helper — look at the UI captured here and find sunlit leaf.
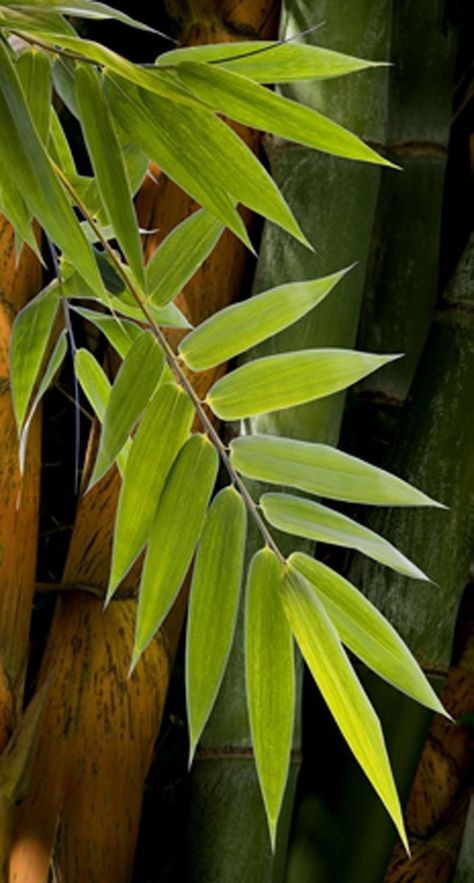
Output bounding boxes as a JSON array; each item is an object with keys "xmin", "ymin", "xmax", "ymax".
[
  {"xmin": 16, "ymin": 49, "xmax": 51, "ymax": 142},
  {"xmin": 108, "ymin": 382, "xmax": 195, "ymax": 599},
  {"xmin": 186, "ymin": 487, "xmax": 247, "ymax": 763},
  {"xmin": 180, "ymin": 268, "xmax": 350, "ymax": 371},
  {"xmin": 19, "ymin": 329, "xmax": 67, "ymax": 472},
  {"xmin": 132, "ymin": 434, "xmax": 219, "ymax": 667},
  {"xmin": 71, "ymin": 306, "xmax": 140, "ymax": 358},
  {"xmin": 289, "ymin": 553, "xmax": 446, "ymax": 716},
  {"xmin": 280, "ymin": 565, "xmax": 408, "ymax": 850},
  {"xmin": 245, "ymin": 548, "xmax": 294, "ymax": 847},
  {"xmin": 89, "ymin": 330, "xmax": 164, "ymax": 488},
  {"xmin": 261, "ymin": 493, "xmax": 429, "ymax": 580},
  {"xmin": 207, "ymin": 350, "xmax": 399, "ymax": 420},
  {"xmin": 74, "ymin": 348, "xmax": 130, "ymax": 475},
  {"xmin": 229, "ymin": 434, "xmax": 442, "ymax": 507},
  {"xmin": 6, "ymin": 0, "xmax": 159, "ymax": 32}
]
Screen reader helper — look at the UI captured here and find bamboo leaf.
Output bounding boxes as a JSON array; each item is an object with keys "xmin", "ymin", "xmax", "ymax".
[
  {"xmin": 180, "ymin": 268, "xmax": 350, "ymax": 371},
  {"xmin": 229, "ymin": 434, "xmax": 442, "ymax": 508},
  {"xmin": 89, "ymin": 330, "xmax": 164, "ymax": 488},
  {"xmin": 0, "ymin": 40, "xmax": 103, "ymax": 294},
  {"xmin": 71, "ymin": 306, "xmax": 141, "ymax": 358},
  {"xmin": 108, "ymin": 382, "xmax": 195, "ymax": 599},
  {"xmin": 207, "ymin": 350, "xmax": 399, "ymax": 420},
  {"xmin": 0, "ymin": 6, "xmax": 75, "ymax": 34},
  {"xmin": 186, "ymin": 487, "xmax": 247, "ymax": 763},
  {"xmin": 146, "ymin": 208, "xmax": 224, "ymax": 306},
  {"xmin": 289, "ymin": 553, "xmax": 447, "ymax": 716},
  {"xmin": 16, "ymin": 49, "xmax": 51, "ymax": 142},
  {"xmin": 49, "ymin": 107, "xmax": 76, "ymax": 176},
  {"xmin": 261, "ymin": 493, "xmax": 429, "ymax": 581},
  {"xmin": 132, "ymin": 434, "xmax": 219, "ymax": 667},
  {"xmin": 75, "ymin": 64, "xmax": 145, "ymax": 288},
  {"xmin": 175, "ymin": 62, "xmax": 395, "ymax": 167},
  {"xmin": 245, "ymin": 548, "xmax": 294, "ymax": 848},
  {"xmin": 19, "ymin": 329, "xmax": 67, "ymax": 472},
  {"xmin": 280, "ymin": 565, "xmax": 408, "ymax": 850},
  {"xmin": 6, "ymin": 0, "xmax": 158, "ymax": 31},
  {"xmin": 74, "ymin": 348, "xmax": 130, "ymax": 475},
  {"xmin": 158, "ymin": 41, "xmax": 386, "ymax": 84},
  {"xmin": 10, "ymin": 286, "xmax": 60, "ymax": 431}
]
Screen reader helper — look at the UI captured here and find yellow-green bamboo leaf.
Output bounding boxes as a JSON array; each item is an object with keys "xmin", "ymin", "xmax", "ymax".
[
  {"xmin": 19, "ymin": 329, "xmax": 67, "ymax": 472},
  {"xmin": 74, "ymin": 348, "xmax": 130, "ymax": 475},
  {"xmin": 132, "ymin": 434, "xmax": 219, "ymax": 667},
  {"xmin": 71, "ymin": 306, "xmax": 141, "ymax": 358},
  {"xmin": 246, "ymin": 548, "xmax": 294, "ymax": 848},
  {"xmin": 9, "ymin": 0, "xmax": 157, "ymax": 31},
  {"xmin": 229, "ymin": 434, "xmax": 443, "ymax": 507},
  {"xmin": 89, "ymin": 330, "xmax": 164, "ymax": 487},
  {"xmin": 261, "ymin": 493, "xmax": 428, "ymax": 581},
  {"xmin": 280, "ymin": 565, "xmax": 408, "ymax": 850},
  {"xmin": 76, "ymin": 64, "xmax": 145, "ymax": 288},
  {"xmin": 176, "ymin": 62, "xmax": 395, "ymax": 167},
  {"xmin": 16, "ymin": 49, "xmax": 51, "ymax": 142},
  {"xmin": 207, "ymin": 350, "xmax": 399, "ymax": 420},
  {"xmin": 186, "ymin": 487, "xmax": 247, "ymax": 763},
  {"xmin": 49, "ymin": 107, "xmax": 76, "ymax": 176},
  {"xmin": 289, "ymin": 553, "xmax": 447, "ymax": 716},
  {"xmin": 11, "ymin": 285, "xmax": 60, "ymax": 431},
  {"xmin": 180, "ymin": 268, "xmax": 350, "ymax": 371},
  {"xmin": 108, "ymin": 382, "xmax": 195, "ymax": 599}
]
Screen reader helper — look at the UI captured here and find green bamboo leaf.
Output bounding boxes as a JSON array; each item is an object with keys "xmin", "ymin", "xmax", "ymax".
[
  {"xmin": 6, "ymin": 0, "xmax": 158, "ymax": 31},
  {"xmin": 207, "ymin": 350, "xmax": 399, "ymax": 420},
  {"xmin": 289, "ymin": 553, "xmax": 447, "ymax": 716},
  {"xmin": 89, "ymin": 330, "xmax": 164, "ymax": 488},
  {"xmin": 132, "ymin": 434, "xmax": 219, "ymax": 667},
  {"xmin": 0, "ymin": 40, "xmax": 103, "ymax": 294},
  {"xmin": 49, "ymin": 107, "xmax": 76, "ymax": 176},
  {"xmin": 180, "ymin": 268, "xmax": 350, "ymax": 371},
  {"xmin": 261, "ymin": 493, "xmax": 429, "ymax": 581},
  {"xmin": 158, "ymin": 41, "xmax": 386, "ymax": 84},
  {"xmin": 104, "ymin": 74, "xmax": 252, "ymax": 249},
  {"xmin": 16, "ymin": 49, "xmax": 51, "ymax": 142},
  {"xmin": 186, "ymin": 487, "xmax": 247, "ymax": 763},
  {"xmin": 19, "ymin": 329, "xmax": 67, "ymax": 472},
  {"xmin": 175, "ymin": 62, "xmax": 395, "ymax": 167},
  {"xmin": 146, "ymin": 208, "xmax": 224, "ymax": 306},
  {"xmin": 229, "ymin": 434, "xmax": 443, "ymax": 508},
  {"xmin": 108, "ymin": 382, "xmax": 195, "ymax": 599},
  {"xmin": 74, "ymin": 348, "xmax": 130, "ymax": 475},
  {"xmin": 0, "ymin": 177, "xmax": 39, "ymax": 256},
  {"xmin": 245, "ymin": 548, "xmax": 294, "ymax": 848},
  {"xmin": 71, "ymin": 306, "xmax": 140, "ymax": 358},
  {"xmin": 10, "ymin": 285, "xmax": 60, "ymax": 431},
  {"xmin": 76, "ymin": 64, "xmax": 145, "ymax": 288},
  {"xmin": 280, "ymin": 565, "xmax": 408, "ymax": 850},
  {"xmin": 0, "ymin": 6, "xmax": 75, "ymax": 34}
]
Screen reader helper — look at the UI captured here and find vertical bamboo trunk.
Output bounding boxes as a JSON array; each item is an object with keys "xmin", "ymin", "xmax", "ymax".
[
  {"xmin": 187, "ymin": 3, "xmax": 392, "ymax": 881},
  {"xmin": 0, "ymin": 218, "xmax": 41, "ymax": 877},
  {"xmin": 9, "ymin": 2, "xmax": 278, "ymax": 879}
]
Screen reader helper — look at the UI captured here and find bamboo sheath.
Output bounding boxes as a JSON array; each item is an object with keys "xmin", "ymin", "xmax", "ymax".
[
  {"xmin": 9, "ymin": 2, "xmax": 278, "ymax": 880},
  {"xmin": 187, "ymin": 3, "xmax": 392, "ymax": 881}
]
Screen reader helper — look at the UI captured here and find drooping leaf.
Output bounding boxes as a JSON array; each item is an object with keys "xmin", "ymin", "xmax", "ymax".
[
  {"xmin": 16, "ymin": 49, "xmax": 52, "ymax": 142},
  {"xmin": 289, "ymin": 553, "xmax": 446, "ymax": 716},
  {"xmin": 261, "ymin": 493, "xmax": 429, "ymax": 581},
  {"xmin": 0, "ymin": 6, "xmax": 75, "ymax": 35},
  {"xmin": 0, "ymin": 177, "xmax": 38, "ymax": 256},
  {"xmin": 158, "ymin": 40, "xmax": 386, "ymax": 84},
  {"xmin": 89, "ymin": 330, "xmax": 164, "ymax": 487},
  {"xmin": 132, "ymin": 434, "xmax": 219, "ymax": 667},
  {"xmin": 186, "ymin": 487, "xmax": 247, "ymax": 763},
  {"xmin": 10, "ymin": 285, "xmax": 60, "ymax": 431},
  {"xmin": 49, "ymin": 107, "xmax": 76, "ymax": 176},
  {"xmin": 175, "ymin": 62, "xmax": 395, "ymax": 167},
  {"xmin": 180, "ymin": 268, "xmax": 350, "ymax": 371},
  {"xmin": 207, "ymin": 350, "xmax": 399, "ymax": 420},
  {"xmin": 71, "ymin": 306, "xmax": 141, "ymax": 358},
  {"xmin": 229, "ymin": 434, "xmax": 442, "ymax": 507},
  {"xmin": 6, "ymin": 0, "xmax": 159, "ymax": 32},
  {"xmin": 18, "ymin": 329, "xmax": 67, "ymax": 472},
  {"xmin": 280, "ymin": 565, "xmax": 408, "ymax": 850},
  {"xmin": 76, "ymin": 63, "xmax": 145, "ymax": 288},
  {"xmin": 146, "ymin": 208, "xmax": 224, "ymax": 306},
  {"xmin": 108, "ymin": 382, "xmax": 195, "ymax": 599},
  {"xmin": 74, "ymin": 348, "xmax": 130, "ymax": 475},
  {"xmin": 245, "ymin": 548, "xmax": 294, "ymax": 847}
]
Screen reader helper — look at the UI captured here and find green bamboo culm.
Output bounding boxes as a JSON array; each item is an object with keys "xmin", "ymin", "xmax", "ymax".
[{"xmin": 186, "ymin": 2, "xmax": 392, "ymax": 880}]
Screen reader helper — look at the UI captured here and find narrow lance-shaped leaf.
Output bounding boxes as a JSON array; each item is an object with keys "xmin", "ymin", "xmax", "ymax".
[
  {"xmin": 175, "ymin": 62, "xmax": 395, "ymax": 167},
  {"xmin": 74, "ymin": 348, "xmax": 130, "ymax": 475},
  {"xmin": 146, "ymin": 208, "xmax": 224, "ymax": 306},
  {"xmin": 89, "ymin": 330, "xmax": 164, "ymax": 488},
  {"xmin": 207, "ymin": 350, "xmax": 399, "ymax": 421},
  {"xmin": 10, "ymin": 285, "xmax": 60, "ymax": 431},
  {"xmin": 245, "ymin": 548, "xmax": 295, "ymax": 848},
  {"xmin": 49, "ymin": 107, "xmax": 76, "ymax": 177},
  {"xmin": 186, "ymin": 487, "xmax": 247, "ymax": 763},
  {"xmin": 16, "ymin": 49, "xmax": 52, "ymax": 142},
  {"xmin": 71, "ymin": 306, "xmax": 141, "ymax": 358},
  {"xmin": 0, "ymin": 177, "xmax": 38, "ymax": 256},
  {"xmin": 18, "ymin": 329, "xmax": 67, "ymax": 473},
  {"xmin": 108, "ymin": 382, "xmax": 195, "ymax": 600},
  {"xmin": 158, "ymin": 41, "xmax": 386, "ymax": 83},
  {"xmin": 280, "ymin": 565, "xmax": 408, "ymax": 851},
  {"xmin": 132, "ymin": 434, "xmax": 219, "ymax": 668},
  {"xmin": 180, "ymin": 268, "xmax": 351, "ymax": 371},
  {"xmin": 289, "ymin": 553, "xmax": 447, "ymax": 716},
  {"xmin": 229, "ymin": 434, "xmax": 443, "ymax": 507},
  {"xmin": 7, "ymin": 0, "xmax": 159, "ymax": 32},
  {"xmin": 261, "ymin": 493, "xmax": 429, "ymax": 581},
  {"xmin": 76, "ymin": 64, "xmax": 145, "ymax": 288}
]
